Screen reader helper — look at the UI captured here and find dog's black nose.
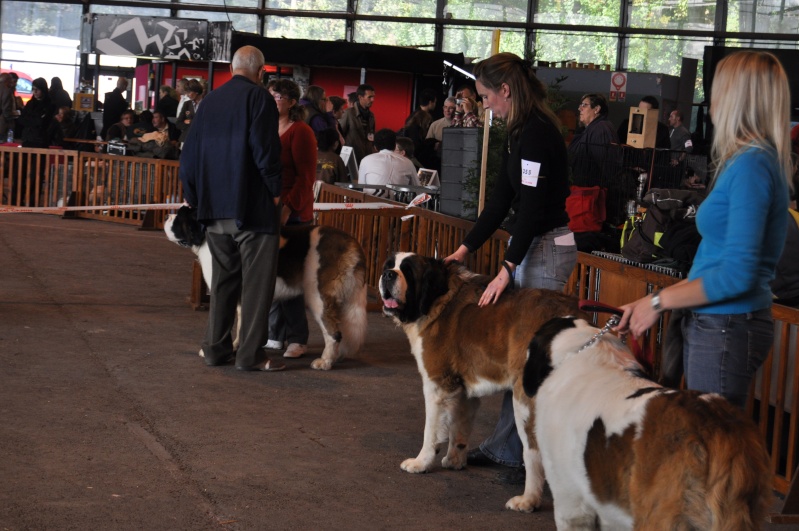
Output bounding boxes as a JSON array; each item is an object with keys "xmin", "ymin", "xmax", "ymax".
[{"xmin": 381, "ymin": 270, "xmax": 397, "ymax": 283}]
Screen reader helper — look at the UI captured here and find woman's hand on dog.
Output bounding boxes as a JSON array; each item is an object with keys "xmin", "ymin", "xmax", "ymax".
[
  {"xmin": 479, "ymin": 268, "xmax": 512, "ymax": 307},
  {"xmin": 444, "ymin": 245, "xmax": 469, "ymax": 265}
]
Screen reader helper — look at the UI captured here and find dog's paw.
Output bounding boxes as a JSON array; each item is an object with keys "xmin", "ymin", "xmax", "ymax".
[
  {"xmin": 505, "ymin": 495, "xmax": 540, "ymax": 513},
  {"xmin": 311, "ymin": 357, "xmax": 333, "ymax": 370},
  {"xmin": 400, "ymin": 458, "xmax": 430, "ymax": 474},
  {"xmin": 441, "ymin": 453, "xmax": 466, "ymax": 470}
]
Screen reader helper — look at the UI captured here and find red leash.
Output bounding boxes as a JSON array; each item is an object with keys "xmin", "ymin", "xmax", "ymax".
[{"xmin": 578, "ymin": 300, "xmax": 654, "ymax": 373}]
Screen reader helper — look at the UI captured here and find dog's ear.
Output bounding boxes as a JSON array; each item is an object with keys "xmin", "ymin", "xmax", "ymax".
[
  {"xmin": 176, "ymin": 206, "xmax": 205, "ymax": 247},
  {"xmin": 418, "ymin": 258, "xmax": 450, "ymax": 316},
  {"xmin": 523, "ymin": 317, "xmax": 577, "ymax": 397}
]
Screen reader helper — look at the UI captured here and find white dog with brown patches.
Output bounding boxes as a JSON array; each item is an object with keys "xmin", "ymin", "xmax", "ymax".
[{"xmin": 523, "ymin": 317, "xmax": 772, "ymax": 530}]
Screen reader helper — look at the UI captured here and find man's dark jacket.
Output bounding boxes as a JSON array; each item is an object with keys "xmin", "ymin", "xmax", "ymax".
[
  {"xmin": 179, "ymin": 75, "xmax": 282, "ymax": 234},
  {"xmin": 102, "ymin": 88, "xmax": 128, "ymax": 138}
]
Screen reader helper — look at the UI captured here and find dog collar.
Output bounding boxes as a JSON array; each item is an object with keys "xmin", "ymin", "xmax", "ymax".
[{"xmin": 577, "ymin": 315, "xmax": 621, "ymax": 352}]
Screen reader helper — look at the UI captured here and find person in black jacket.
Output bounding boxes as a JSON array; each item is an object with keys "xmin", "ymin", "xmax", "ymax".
[
  {"xmin": 101, "ymin": 77, "xmax": 129, "ymax": 138},
  {"xmin": 15, "ymin": 78, "xmax": 57, "ymax": 205},
  {"xmin": 155, "ymin": 86, "xmax": 179, "ymax": 118},
  {"xmin": 179, "ymin": 45, "xmax": 284, "ymax": 372},
  {"xmin": 444, "ymin": 52, "xmax": 576, "ymax": 485},
  {"xmin": 49, "ymin": 77, "xmax": 72, "ymax": 111}
]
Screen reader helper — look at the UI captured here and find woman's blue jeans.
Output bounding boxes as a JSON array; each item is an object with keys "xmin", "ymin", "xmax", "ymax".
[
  {"xmin": 682, "ymin": 308, "xmax": 773, "ymax": 409},
  {"xmin": 479, "ymin": 226, "xmax": 576, "ymax": 467}
]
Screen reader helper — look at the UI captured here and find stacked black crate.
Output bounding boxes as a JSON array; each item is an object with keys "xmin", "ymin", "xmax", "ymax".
[{"xmin": 439, "ymin": 127, "xmax": 480, "ymax": 220}]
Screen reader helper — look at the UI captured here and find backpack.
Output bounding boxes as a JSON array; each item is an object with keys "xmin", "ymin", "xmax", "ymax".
[{"xmin": 620, "ymin": 188, "xmax": 704, "ymax": 264}]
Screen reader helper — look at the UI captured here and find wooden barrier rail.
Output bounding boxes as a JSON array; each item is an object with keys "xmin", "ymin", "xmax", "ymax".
[{"xmin": 1, "ymin": 146, "xmax": 181, "ymax": 229}]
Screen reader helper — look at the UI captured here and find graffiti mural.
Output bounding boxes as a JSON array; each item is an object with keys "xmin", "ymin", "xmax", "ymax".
[{"xmin": 84, "ymin": 14, "xmax": 232, "ymax": 62}]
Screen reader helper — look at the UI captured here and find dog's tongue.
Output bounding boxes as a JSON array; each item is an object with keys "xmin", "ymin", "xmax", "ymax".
[{"xmin": 383, "ymin": 298, "xmax": 399, "ymax": 309}]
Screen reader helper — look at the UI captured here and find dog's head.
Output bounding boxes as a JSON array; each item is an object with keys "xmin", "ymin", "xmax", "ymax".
[
  {"xmin": 522, "ymin": 317, "xmax": 600, "ymax": 396},
  {"xmin": 164, "ymin": 205, "xmax": 205, "ymax": 249},
  {"xmin": 379, "ymin": 253, "xmax": 451, "ymax": 323}
]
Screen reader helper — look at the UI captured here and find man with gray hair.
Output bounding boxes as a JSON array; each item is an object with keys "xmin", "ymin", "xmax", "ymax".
[
  {"xmin": 426, "ymin": 96, "xmax": 457, "ymax": 143},
  {"xmin": 180, "ymin": 45, "xmax": 285, "ymax": 371}
]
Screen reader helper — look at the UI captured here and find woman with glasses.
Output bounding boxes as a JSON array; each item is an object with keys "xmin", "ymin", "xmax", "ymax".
[
  {"xmin": 300, "ymin": 85, "xmax": 338, "ymax": 143},
  {"xmin": 264, "ymin": 78, "xmax": 318, "ymax": 360},
  {"xmin": 567, "ymin": 93, "xmax": 618, "ymax": 183}
]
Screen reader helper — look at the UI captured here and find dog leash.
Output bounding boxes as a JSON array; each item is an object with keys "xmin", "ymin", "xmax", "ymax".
[
  {"xmin": 577, "ymin": 300, "xmax": 653, "ymax": 373},
  {"xmin": 577, "ymin": 314, "xmax": 620, "ymax": 352}
]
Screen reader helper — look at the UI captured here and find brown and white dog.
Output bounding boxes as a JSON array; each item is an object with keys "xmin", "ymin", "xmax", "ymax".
[
  {"xmin": 379, "ymin": 252, "xmax": 584, "ymax": 512},
  {"xmin": 164, "ymin": 205, "xmax": 367, "ymax": 370},
  {"xmin": 523, "ymin": 317, "xmax": 773, "ymax": 530}
]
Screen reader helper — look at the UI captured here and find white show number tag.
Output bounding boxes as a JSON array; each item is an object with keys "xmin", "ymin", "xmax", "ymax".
[{"xmin": 521, "ymin": 159, "xmax": 541, "ymax": 187}]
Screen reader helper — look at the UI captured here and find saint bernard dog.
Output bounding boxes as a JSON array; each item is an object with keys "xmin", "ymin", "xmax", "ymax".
[
  {"xmin": 164, "ymin": 205, "xmax": 367, "ymax": 370},
  {"xmin": 523, "ymin": 317, "xmax": 773, "ymax": 530},
  {"xmin": 379, "ymin": 252, "xmax": 585, "ymax": 512}
]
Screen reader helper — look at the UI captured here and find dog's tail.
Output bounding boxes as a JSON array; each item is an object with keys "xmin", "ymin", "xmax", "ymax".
[
  {"xmin": 706, "ymin": 414, "xmax": 774, "ymax": 531},
  {"xmin": 339, "ymin": 280, "xmax": 367, "ymax": 359},
  {"xmin": 697, "ymin": 398, "xmax": 773, "ymax": 530}
]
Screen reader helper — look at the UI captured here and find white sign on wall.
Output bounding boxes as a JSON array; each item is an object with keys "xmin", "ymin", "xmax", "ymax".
[{"xmin": 610, "ymin": 72, "xmax": 627, "ymax": 102}]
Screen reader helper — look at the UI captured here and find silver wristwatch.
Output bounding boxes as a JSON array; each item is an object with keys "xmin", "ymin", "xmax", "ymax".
[{"xmin": 651, "ymin": 291, "xmax": 664, "ymax": 313}]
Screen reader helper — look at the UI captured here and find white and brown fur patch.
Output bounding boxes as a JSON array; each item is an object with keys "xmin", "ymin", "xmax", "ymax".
[
  {"xmin": 164, "ymin": 205, "xmax": 367, "ymax": 370},
  {"xmin": 379, "ymin": 252, "xmax": 585, "ymax": 512},
  {"xmin": 524, "ymin": 317, "xmax": 773, "ymax": 530}
]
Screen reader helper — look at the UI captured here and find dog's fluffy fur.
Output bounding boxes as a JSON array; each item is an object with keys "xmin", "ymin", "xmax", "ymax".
[
  {"xmin": 379, "ymin": 252, "xmax": 584, "ymax": 512},
  {"xmin": 164, "ymin": 205, "xmax": 367, "ymax": 370},
  {"xmin": 523, "ymin": 317, "xmax": 773, "ymax": 530}
]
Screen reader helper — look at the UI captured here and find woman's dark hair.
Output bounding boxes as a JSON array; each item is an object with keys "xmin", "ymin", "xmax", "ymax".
[
  {"xmin": 304, "ymin": 85, "xmax": 326, "ymax": 113},
  {"xmin": 270, "ymin": 78, "xmax": 306, "ymax": 122},
  {"xmin": 186, "ymin": 79, "xmax": 204, "ymax": 95},
  {"xmin": 472, "ymin": 52, "xmax": 560, "ymax": 142},
  {"xmin": 329, "ymin": 95, "xmax": 346, "ymax": 113},
  {"xmin": 581, "ymin": 93, "xmax": 609, "ymax": 116}
]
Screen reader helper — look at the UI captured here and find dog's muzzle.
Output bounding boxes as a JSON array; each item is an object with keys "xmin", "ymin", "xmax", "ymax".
[{"xmin": 380, "ymin": 270, "xmax": 401, "ymax": 309}]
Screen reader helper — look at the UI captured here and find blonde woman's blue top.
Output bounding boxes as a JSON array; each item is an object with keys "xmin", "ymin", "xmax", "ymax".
[{"xmin": 689, "ymin": 144, "xmax": 789, "ymax": 313}]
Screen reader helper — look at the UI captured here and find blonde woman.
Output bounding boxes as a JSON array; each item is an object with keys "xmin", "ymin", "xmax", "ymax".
[{"xmin": 617, "ymin": 50, "xmax": 793, "ymax": 408}]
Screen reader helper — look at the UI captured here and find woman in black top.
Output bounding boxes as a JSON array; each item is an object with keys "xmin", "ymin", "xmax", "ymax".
[{"xmin": 445, "ymin": 52, "xmax": 576, "ymax": 478}]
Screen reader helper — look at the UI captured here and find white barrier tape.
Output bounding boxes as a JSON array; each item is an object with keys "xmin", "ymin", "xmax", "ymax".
[{"xmin": 0, "ymin": 201, "xmax": 412, "ymax": 215}]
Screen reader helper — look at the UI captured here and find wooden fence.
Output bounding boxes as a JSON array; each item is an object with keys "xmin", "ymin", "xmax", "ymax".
[
  {"xmin": 1, "ymin": 146, "xmax": 181, "ymax": 228},
  {"xmin": 4, "ymin": 148, "xmax": 799, "ymax": 505}
]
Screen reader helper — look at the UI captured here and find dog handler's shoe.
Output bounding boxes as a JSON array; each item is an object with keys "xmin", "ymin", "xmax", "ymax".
[
  {"xmin": 496, "ymin": 467, "xmax": 526, "ymax": 485},
  {"xmin": 264, "ymin": 340, "xmax": 283, "ymax": 350},
  {"xmin": 466, "ymin": 448, "xmax": 498, "ymax": 467},
  {"xmin": 284, "ymin": 343, "xmax": 307, "ymax": 358}
]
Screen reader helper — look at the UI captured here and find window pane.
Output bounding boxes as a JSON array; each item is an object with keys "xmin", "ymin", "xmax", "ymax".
[
  {"xmin": 1, "ymin": 1, "xmax": 83, "ymax": 39},
  {"xmin": 266, "ymin": 0, "xmax": 348, "ymax": 11},
  {"xmin": 444, "ymin": 0, "xmax": 527, "ymax": 23},
  {"xmin": 354, "ymin": 21, "xmax": 435, "ymax": 48},
  {"xmin": 179, "ymin": 0, "xmax": 258, "ymax": 5},
  {"xmin": 626, "ymin": 35, "xmax": 709, "ymax": 75},
  {"xmin": 626, "ymin": 35, "xmax": 711, "ymax": 102},
  {"xmin": 629, "ymin": 0, "xmax": 715, "ymax": 30},
  {"xmin": 178, "ymin": 10, "xmax": 259, "ymax": 34},
  {"xmin": 727, "ymin": 0, "xmax": 799, "ymax": 34},
  {"xmin": 535, "ymin": 0, "xmax": 621, "ymax": 26},
  {"xmin": 443, "ymin": 27, "xmax": 525, "ymax": 63},
  {"xmin": 533, "ymin": 30, "xmax": 617, "ymax": 67},
  {"xmin": 356, "ymin": 0, "xmax": 436, "ymax": 17},
  {"xmin": 266, "ymin": 16, "xmax": 346, "ymax": 40},
  {"xmin": 91, "ymin": 5, "xmax": 171, "ymax": 17}
]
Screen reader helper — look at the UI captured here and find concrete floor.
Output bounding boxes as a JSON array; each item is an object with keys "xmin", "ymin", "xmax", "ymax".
[
  {"xmin": 0, "ymin": 214, "xmax": 558, "ymax": 530},
  {"xmin": 1, "ymin": 214, "xmax": 793, "ymax": 530}
]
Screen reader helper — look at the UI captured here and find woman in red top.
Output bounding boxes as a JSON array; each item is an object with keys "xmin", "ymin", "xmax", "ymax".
[{"xmin": 264, "ymin": 78, "xmax": 317, "ymax": 358}]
